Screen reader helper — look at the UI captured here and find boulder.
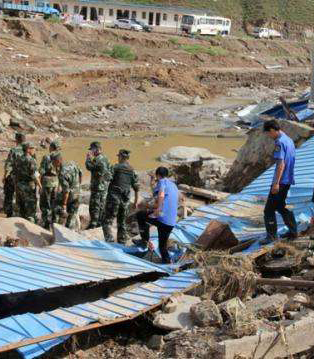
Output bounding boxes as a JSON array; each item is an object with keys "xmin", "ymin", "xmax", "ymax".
[
  {"xmin": 161, "ymin": 146, "xmax": 223, "ymax": 164},
  {"xmin": 162, "ymin": 91, "xmax": 190, "ymax": 105},
  {"xmin": 224, "ymin": 120, "xmax": 314, "ymax": 193},
  {"xmin": 0, "ymin": 217, "xmax": 53, "ymax": 247},
  {"xmin": 0, "ymin": 112, "xmax": 11, "ymax": 126},
  {"xmin": 196, "ymin": 220, "xmax": 238, "ymax": 251},
  {"xmin": 190, "ymin": 299, "xmax": 223, "ymax": 327}
]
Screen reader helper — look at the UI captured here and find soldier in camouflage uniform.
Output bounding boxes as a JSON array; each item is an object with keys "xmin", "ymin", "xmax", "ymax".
[
  {"xmin": 39, "ymin": 140, "xmax": 61, "ymax": 230},
  {"xmin": 15, "ymin": 142, "xmax": 42, "ymax": 223},
  {"xmin": 51, "ymin": 153, "xmax": 82, "ymax": 229},
  {"xmin": 102, "ymin": 149, "xmax": 139, "ymax": 244},
  {"xmin": 2, "ymin": 133, "xmax": 26, "ymax": 217},
  {"xmin": 85, "ymin": 141, "xmax": 112, "ymax": 229}
]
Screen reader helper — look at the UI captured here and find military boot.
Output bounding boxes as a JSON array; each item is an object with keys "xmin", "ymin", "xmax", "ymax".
[{"xmin": 102, "ymin": 224, "xmax": 114, "ymax": 242}]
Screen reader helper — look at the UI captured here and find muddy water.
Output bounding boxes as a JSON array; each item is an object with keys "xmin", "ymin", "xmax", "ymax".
[
  {"xmin": 0, "ymin": 133, "xmax": 245, "ymax": 180},
  {"xmin": 60, "ymin": 133, "xmax": 244, "ymax": 175}
]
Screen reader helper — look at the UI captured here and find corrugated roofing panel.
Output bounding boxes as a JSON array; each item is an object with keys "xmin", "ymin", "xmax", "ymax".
[
  {"xmin": 0, "ymin": 240, "xmax": 170, "ymax": 296},
  {"xmin": 163, "ymin": 135, "xmax": 314, "ymax": 254},
  {"xmin": 0, "ymin": 269, "xmax": 200, "ymax": 359}
]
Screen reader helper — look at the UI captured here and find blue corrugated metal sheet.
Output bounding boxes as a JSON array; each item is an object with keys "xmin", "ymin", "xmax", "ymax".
[
  {"xmin": 160, "ymin": 136, "xmax": 314, "ymax": 254},
  {"xmin": 0, "ymin": 269, "xmax": 200, "ymax": 359},
  {"xmin": 0, "ymin": 240, "xmax": 171, "ymax": 296}
]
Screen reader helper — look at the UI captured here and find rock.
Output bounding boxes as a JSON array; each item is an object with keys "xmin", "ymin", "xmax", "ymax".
[
  {"xmin": 0, "ymin": 112, "xmax": 11, "ymax": 126},
  {"xmin": 286, "ymin": 311, "xmax": 298, "ymax": 320},
  {"xmin": 307, "ymin": 257, "xmax": 314, "ymax": 266},
  {"xmin": 224, "ymin": 120, "xmax": 314, "ymax": 193},
  {"xmin": 10, "ymin": 117, "xmax": 21, "ymax": 127},
  {"xmin": 10, "ymin": 110, "xmax": 23, "ymax": 121},
  {"xmin": 160, "ymin": 146, "xmax": 222, "ymax": 164},
  {"xmin": 245, "ymin": 294, "xmax": 288, "ymax": 319},
  {"xmin": 162, "ymin": 91, "xmax": 190, "ymax": 105},
  {"xmin": 147, "ymin": 335, "xmax": 164, "ymax": 350},
  {"xmin": 293, "ymin": 293, "xmax": 311, "ymax": 305},
  {"xmin": 191, "ymin": 95, "xmax": 203, "ymax": 105},
  {"xmin": 0, "ymin": 217, "xmax": 53, "ymax": 247},
  {"xmin": 153, "ymin": 294, "xmax": 200, "ymax": 331},
  {"xmin": 190, "ymin": 300, "xmax": 222, "ymax": 328},
  {"xmin": 51, "ymin": 115, "xmax": 59, "ymax": 124},
  {"xmin": 196, "ymin": 220, "xmax": 238, "ymax": 251}
]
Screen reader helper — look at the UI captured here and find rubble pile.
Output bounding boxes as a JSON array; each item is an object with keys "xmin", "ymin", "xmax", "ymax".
[
  {"xmin": 0, "ymin": 74, "xmax": 66, "ymax": 134},
  {"xmin": 142, "ymin": 239, "xmax": 314, "ymax": 358}
]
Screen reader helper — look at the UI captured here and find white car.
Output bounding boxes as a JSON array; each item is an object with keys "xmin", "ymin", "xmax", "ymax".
[
  {"xmin": 113, "ymin": 19, "xmax": 143, "ymax": 31},
  {"xmin": 253, "ymin": 27, "xmax": 282, "ymax": 39}
]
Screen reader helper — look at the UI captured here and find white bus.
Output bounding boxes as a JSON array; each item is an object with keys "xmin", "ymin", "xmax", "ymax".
[{"xmin": 181, "ymin": 15, "xmax": 231, "ymax": 36}]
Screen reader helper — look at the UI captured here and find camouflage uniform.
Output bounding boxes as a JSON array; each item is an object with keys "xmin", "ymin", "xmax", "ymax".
[
  {"xmin": 85, "ymin": 153, "xmax": 112, "ymax": 228},
  {"xmin": 3, "ymin": 144, "xmax": 24, "ymax": 217},
  {"xmin": 102, "ymin": 162, "xmax": 139, "ymax": 243},
  {"xmin": 15, "ymin": 150, "xmax": 39, "ymax": 223},
  {"xmin": 39, "ymin": 152, "xmax": 59, "ymax": 229},
  {"xmin": 55, "ymin": 162, "xmax": 82, "ymax": 229}
]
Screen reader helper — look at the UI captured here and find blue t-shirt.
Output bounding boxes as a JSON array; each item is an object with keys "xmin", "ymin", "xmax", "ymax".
[
  {"xmin": 272, "ymin": 131, "xmax": 295, "ymax": 185},
  {"xmin": 154, "ymin": 178, "xmax": 179, "ymax": 226}
]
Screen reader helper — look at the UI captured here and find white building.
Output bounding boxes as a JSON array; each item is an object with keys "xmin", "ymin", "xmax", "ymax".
[{"xmin": 50, "ymin": 0, "xmax": 210, "ymax": 31}]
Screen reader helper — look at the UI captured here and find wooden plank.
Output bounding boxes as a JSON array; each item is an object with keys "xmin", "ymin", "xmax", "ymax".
[
  {"xmin": 256, "ymin": 278, "xmax": 314, "ymax": 288},
  {"xmin": 178, "ymin": 184, "xmax": 229, "ymax": 202}
]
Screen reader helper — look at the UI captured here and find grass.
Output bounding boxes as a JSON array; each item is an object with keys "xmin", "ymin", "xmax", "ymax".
[
  {"xmin": 169, "ymin": 37, "xmax": 180, "ymax": 45},
  {"xmin": 45, "ymin": 15, "xmax": 62, "ymax": 23},
  {"xmin": 104, "ymin": 45, "xmax": 137, "ymax": 61},
  {"xmin": 181, "ymin": 44, "xmax": 228, "ymax": 56}
]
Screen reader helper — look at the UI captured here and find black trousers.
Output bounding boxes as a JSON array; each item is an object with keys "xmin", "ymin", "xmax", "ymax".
[
  {"xmin": 264, "ymin": 184, "xmax": 297, "ymax": 238},
  {"xmin": 136, "ymin": 210, "xmax": 173, "ymax": 264}
]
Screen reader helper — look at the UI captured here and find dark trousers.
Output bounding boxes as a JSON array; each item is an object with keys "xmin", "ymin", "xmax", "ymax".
[
  {"xmin": 264, "ymin": 184, "xmax": 297, "ymax": 238},
  {"xmin": 136, "ymin": 210, "xmax": 173, "ymax": 264}
]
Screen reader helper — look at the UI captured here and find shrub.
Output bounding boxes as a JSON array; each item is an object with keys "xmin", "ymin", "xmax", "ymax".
[{"xmin": 105, "ymin": 45, "xmax": 137, "ymax": 61}]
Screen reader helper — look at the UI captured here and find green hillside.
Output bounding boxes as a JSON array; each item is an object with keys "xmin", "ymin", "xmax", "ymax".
[{"xmin": 123, "ymin": 0, "xmax": 314, "ymax": 26}]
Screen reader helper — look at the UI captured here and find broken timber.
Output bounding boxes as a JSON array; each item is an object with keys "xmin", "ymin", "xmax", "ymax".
[
  {"xmin": 256, "ymin": 277, "xmax": 314, "ymax": 288},
  {"xmin": 178, "ymin": 184, "xmax": 229, "ymax": 202}
]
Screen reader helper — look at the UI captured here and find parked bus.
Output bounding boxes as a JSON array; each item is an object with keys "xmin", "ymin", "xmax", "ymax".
[{"xmin": 181, "ymin": 15, "xmax": 231, "ymax": 36}]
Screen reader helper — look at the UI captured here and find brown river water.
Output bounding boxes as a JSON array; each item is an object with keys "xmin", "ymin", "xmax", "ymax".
[{"xmin": 0, "ymin": 133, "xmax": 245, "ymax": 180}]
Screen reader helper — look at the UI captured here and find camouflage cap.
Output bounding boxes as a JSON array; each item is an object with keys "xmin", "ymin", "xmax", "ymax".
[
  {"xmin": 15, "ymin": 132, "xmax": 25, "ymax": 142},
  {"xmin": 22, "ymin": 142, "xmax": 35, "ymax": 151},
  {"xmin": 50, "ymin": 152, "xmax": 62, "ymax": 162},
  {"xmin": 50, "ymin": 139, "xmax": 61, "ymax": 150},
  {"xmin": 118, "ymin": 149, "xmax": 131, "ymax": 159},
  {"xmin": 89, "ymin": 141, "xmax": 102, "ymax": 150}
]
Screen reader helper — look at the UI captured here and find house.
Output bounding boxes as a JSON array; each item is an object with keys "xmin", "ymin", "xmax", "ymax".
[{"xmin": 50, "ymin": 0, "xmax": 210, "ymax": 31}]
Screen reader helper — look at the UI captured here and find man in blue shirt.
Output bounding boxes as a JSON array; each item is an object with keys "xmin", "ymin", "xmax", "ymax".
[
  {"xmin": 261, "ymin": 120, "xmax": 297, "ymax": 244},
  {"xmin": 134, "ymin": 166, "xmax": 179, "ymax": 264}
]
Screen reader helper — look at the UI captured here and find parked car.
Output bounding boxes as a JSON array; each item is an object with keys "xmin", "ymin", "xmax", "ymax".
[
  {"xmin": 113, "ymin": 18, "xmax": 143, "ymax": 31},
  {"xmin": 132, "ymin": 20, "xmax": 153, "ymax": 32},
  {"xmin": 253, "ymin": 27, "xmax": 283, "ymax": 39}
]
